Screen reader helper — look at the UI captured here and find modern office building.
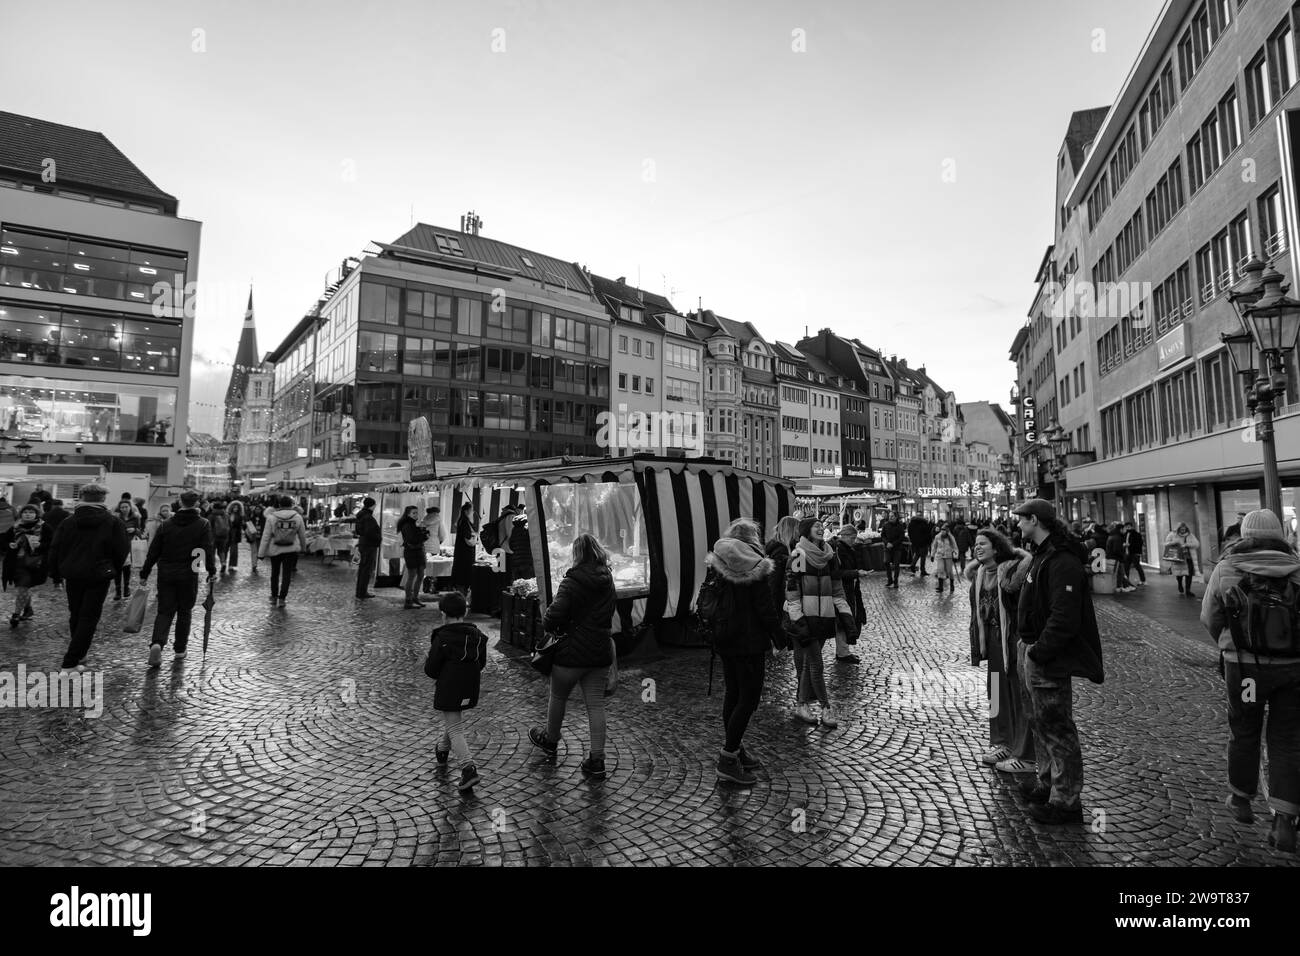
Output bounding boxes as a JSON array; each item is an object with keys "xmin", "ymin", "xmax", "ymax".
[
  {"xmin": 266, "ymin": 221, "xmax": 613, "ymax": 478},
  {"xmin": 0, "ymin": 110, "xmax": 201, "ymax": 497},
  {"xmin": 1048, "ymin": 0, "xmax": 1300, "ymax": 556}
]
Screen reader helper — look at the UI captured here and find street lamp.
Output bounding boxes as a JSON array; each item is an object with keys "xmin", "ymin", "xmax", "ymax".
[
  {"xmin": 15, "ymin": 439, "xmax": 32, "ymax": 463},
  {"xmin": 332, "ymin": 451, "xmax": 345, "ymax": 478},
  {"xmin": 1224, "ymin": 259, "xmax": 1300, "ymax": 519},
  {"xmin": 364, "ymin": 448, "xmax": 376, "ymax": 472},
  {"xmin": 1043, "ymin": 422, "xmax": 1070, "ymax": 515},
  {"xmin": 998, "ymin": 452, "xmax": 1017, "ymax": 515}
]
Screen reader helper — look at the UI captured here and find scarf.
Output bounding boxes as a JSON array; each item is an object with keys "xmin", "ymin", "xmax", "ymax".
[
  {"xmin": 794, "ymin": 536, "xmax": 832, "ymax": 569},
  {"xmin": 974, "ymin": 558, "xmax": 1015, "ymax": 665}
]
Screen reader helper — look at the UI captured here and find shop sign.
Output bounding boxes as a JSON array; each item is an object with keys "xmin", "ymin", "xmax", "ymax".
[
  {"xmin": 1157, "ymin": 324, "xmax": 1190, "ymax": 369},
  {"xmin": 408, "ymin": 416, "xmax": 437, "ymax": 481},
  {"xmin": 918, "ymin": 487, "xmax": 968, "ymax": 498},
  {"xmin": 1022, "ymin": 397, "xmax": 1036, "ymax": 444},
  {"xmin": 846, "ymin": 468, "xmax": 872, "ymax": 480}
]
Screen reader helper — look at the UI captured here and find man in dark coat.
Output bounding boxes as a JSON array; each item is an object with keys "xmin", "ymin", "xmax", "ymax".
[
  {"xmin": 354, "ymin": 497, "xmax": 381, "ymax": 599},
  {"xmin": 880, "ymin": 510, "xmax": 906, "ymax": 589},
  {"xmin": 954, "ymin": 522, "xmax": 975, "ymax": 566},
  {"xmin": 47, "ymin": 483, "xmax": 130, "ymax": 672},
  {"xmin": 139, "ymin": 490, "xmax": 215, "ymax": 668},
  {"xmin": 1122, "ymin": 521, "xmax": 1146, "ymax": 585},
  {"xmin": 907, "ymin": 514, "xmax": 933, "ymax": 577},
  {"xmin": 1013, "ymin": 498, "xmax": 1105, "ymax": 825}
]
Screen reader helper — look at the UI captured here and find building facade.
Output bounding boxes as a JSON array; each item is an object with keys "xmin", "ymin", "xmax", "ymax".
[{"xmin": 0, "ymin": 111, "xmax": 200, "ymax": 499}]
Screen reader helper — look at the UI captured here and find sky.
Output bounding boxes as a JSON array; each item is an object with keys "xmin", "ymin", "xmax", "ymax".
[{"xmin": 1, "ymin": 0, "xmax": 1166, "ymax": 435}]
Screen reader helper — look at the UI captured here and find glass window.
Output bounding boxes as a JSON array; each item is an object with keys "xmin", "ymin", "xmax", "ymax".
[
  {"xmin": 0, "ymin": 227, "xmax": 187, "ymax": 307},
  {"xmin": 533, "ymin": 311, "xmax": 552, "ymax": 348},
  {"xmin": 0, "ymin": 303, "xmax": 180, "ymax": 376},
  {"xmin": 454, "ymin": 341, "xmax": 481, "ymax": 380},
  {"xmin": 450, "ymin": 388, "xmax": 481, "ymax": 428},
  {"xmin": 359, "ymin": 331, "xmax": 398, "ymax": 372},
  {"xmin": 457, "ymin": 298, "xmax": 482, "ymax": 336},
  {"xmin": 0, "ymin": 374, "xmax": 177, "ymax": 444}
]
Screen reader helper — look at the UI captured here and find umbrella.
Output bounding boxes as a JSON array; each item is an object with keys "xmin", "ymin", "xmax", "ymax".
[{"xmin": 202, "ymin": 579, "xmax": 215, "ymax": 659}]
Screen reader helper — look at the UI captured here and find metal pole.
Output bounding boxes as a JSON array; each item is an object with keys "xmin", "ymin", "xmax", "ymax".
[{"xmin": 1257, "ymin": 383, "xmax": 1283, "ymax": 520}]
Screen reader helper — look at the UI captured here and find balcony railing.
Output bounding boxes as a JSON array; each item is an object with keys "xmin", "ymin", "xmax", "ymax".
[{"xmin": 1265, "ymin": 228, "xmax": 1288, "ymax": 261}]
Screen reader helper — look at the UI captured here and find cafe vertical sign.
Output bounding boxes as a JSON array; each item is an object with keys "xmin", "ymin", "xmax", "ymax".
[
  {"xmin": 1022, "ymin": 396, "xmax": 1036, "ymax": 444},
  {"xmin": 408, "ymin": 416, "xmax": 437, "ymax": 481}
]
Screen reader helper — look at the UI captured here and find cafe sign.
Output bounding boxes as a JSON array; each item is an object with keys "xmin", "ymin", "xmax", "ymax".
[
  {"xmin": 1022, "ymin": 396, "xmax": 1036, "ymax": 444},
  {"xmin": 1157, "ymin": 324, "xmax": 1190, "ymax": 369}
]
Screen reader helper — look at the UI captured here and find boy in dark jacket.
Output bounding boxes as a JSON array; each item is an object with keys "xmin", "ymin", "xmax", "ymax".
[
  {"xmin": 140, "ymin": 490, "xmax": 216, "ymax": 668},
  {"xmin": 1013, "ymin": 498, "xmax": 1105, "ymax": 826},
  {"xmin": 425, "ymin": 591, "xmax": 488, "ymax": 792},
  {"xmin": 907, "ymin": 514, "xmax": 932, "ymax": 577},
  {"xmin": 48, "ymin": 483, "xmax": 130, "ymax": 672}
]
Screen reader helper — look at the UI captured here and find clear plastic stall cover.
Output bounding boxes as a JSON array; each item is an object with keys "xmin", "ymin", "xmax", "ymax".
[{"xmin": 539, "ymin": 480, "xmax": 649, "ymax": 593}]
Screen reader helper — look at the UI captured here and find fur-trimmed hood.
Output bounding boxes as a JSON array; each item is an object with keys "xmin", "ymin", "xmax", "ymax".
[
  {"xmin": 964, "ymin": 548, "xmax": 1032, "ymax": 590},
  {"xmin": 707, "ymin": 537, "xmax": 774, "ymax": 584}
]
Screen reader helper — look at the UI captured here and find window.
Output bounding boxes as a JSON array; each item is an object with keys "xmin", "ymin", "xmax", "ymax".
[
  {"xmin": 1270, "ymin": 19, "xmax": 1298, "ymax": 103},
  {"xmin": 1157, "ymin": 366, "xmax": 1202, "ymax": 441},
  {"xmin": 450, "ymin": 388, "xmax": 480, "ymax": 428},
  {"xmin": 1219, "ymin": 87, "xmax": 1241, "ymax": 155},
  {"xmin": 456, "ymin": 298, "xmax": 482, "ymax": 337},
  {"xmin": 1177, "ymin": 4, "xmax": 1213, "ymax": 90},
  {"xmin": 359, "ymin": 281, "xmax": 401, "ymax": 326},
  {"xmin": 645, "ymin": 377, "xmax": 654, "ymax": 395},
  {"xmin": 631, "ymin": 374, "xmax": 641, "ymax": 392},
  {"xmin": 0, "ymin": 374, "xmax": 177, "ymax": 444},
  {"xmin": 1259, "ymin": 183, "xmax": 1286, "ymax": 258},
  {"xmin": 482, "ymin": 392, "xmax": 526, "ymax": 431},
  {"xmin": 453, "ymin": 340, "xmax": 481, "ymax": 380},
  {"xmin": 0, "ymin": 303, "xmax": 182, "ymax": 376},
  {"xmin": 0, "ymin": 226, "xmax": 188, "ymax": 307},
  {"xmin": 618, "ymin": 334, "xmax": 628, "ymax": 353},
  {"xmin": 617, "ymin": 372, "xmax": 627, "ymax": 391},
  {"xmin": 1247, "ymin": 49, "xmax": 1272, "ymax": 128},
  {"xmin": 359, "ymin": 331, "xmax": 399, "ymax": 373},
  {"xmin": 1202, "ymin": 349, "xmax": 1246, "ymax": 431},
  {"xmin": 645, "ymin": 341, "xmax": 654, "ymax": 360},
  {"xmin": 485, "ymin": 304, "xmax": 528, "ymax": 343},
  {"xmin": 532, "ymin": 311, "xmax": 552, "ymax": 348},
  {"xmin": 552, "ymin": 315, "xmax": 587, "ymax": 354},
  {"xmin": 632, "ymin": 338, "xmax": 641, "ymax": 356}
]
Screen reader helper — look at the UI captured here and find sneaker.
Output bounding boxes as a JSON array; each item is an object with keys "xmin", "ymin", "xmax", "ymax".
[
  {"xmin": 820, "ymin": 705, "xmax": 840, "ymax": 728},
  {"xmin": 981, "ymin": 746, "xmax": 1012, "ymax": 766},
  {"xmin": 1027, "ymin": 802, "xmax": 1084, "ymax": 825},
  {"xmin": 1018, "ymin": 779, "xmax": 1050, "ymax": 804},
  {"xmin": 736, "ymin": 746, "xmax": 762, "ymax": 771},
  {"xmin": 174, "ymin": 651, "xmax": 187, "ymax": 661},
  {"xmin": 1269, "ymin": 813, "xmax": 1298, "ymax": 853},
  {"xmin": 403, "ymin": 602, "xmax": 417, "ymax": 610},
  {"xmin": 528, "ymin": 727, "xmax": 558, "ymax": 757},
  {"xmin": 835, "ymin": 654, "xmax": 860, "ymax": 664},
  {"xmin": 435, "ymin": 747, "xmax": 449, "ymax": 765},
  {"xmin": 716, "ymin": 749, "xmax": 756, "ymax": 786},
  {"xmin": 1185, "ymin": 591, "xmax": 1196, "ymax": 599},
  {"xmin": 457, "ymin": 764, "xmax": 480, "ymax": 792},
  {"xmin": 20, "ymin": 605, "xmax": 33, "ymax": 620},
  {"xmin": 995, "ymin": 756, "xmax": 1038, "ymax": 773},
  {"xmin": 581, "ymin": 756, "xmax": 607, "ymax": 780},
  {"xmin": 147, "ymin": 644, "xmax": 162, "ymax": 670},
  {"xmin": 794, "ymin": 703, "xmax": 818, "ymax": 725},
  {"xmin": 1225, "ymin": 793, "xmax": 1254, "ymax": 824},
  {"xmin": 59, "ymin": 664, "xmax": 86, "ymax": 674}
]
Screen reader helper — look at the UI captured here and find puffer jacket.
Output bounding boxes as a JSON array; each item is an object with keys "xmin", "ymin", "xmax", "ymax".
[
  {"xmin": 785, "ymin": 536, "xmax": 852, "ymax": 642},
  {"xmin": 542, "ymin": 562, "xmax": 616, "ymax": 668},
  {"xmin": 703, "ymin": 537, "xmax": 781, "ymax": 655},
  {"xmin": 47, "ymin": 504, "xmax": 130, "ymax": 582},
  {"xmin": 1200, "ymin": 538, "xmax": 1300, "ymax": 666},
  {"xmin": 1015, "ymin": 533, "xmax": 1105, "ymax": 683},
  {"xmin": 258, "ymin": 508, "xmax": 308, "ymax": 557},
  {"xmin": 424, "ymin": 621, "xmax": 489, "ymax": 710},
  {"xmin": 966, "ymin": 549, "xmax": 1031, "ymax": 666},
  {"xmin": 140, "ymin": 509, "xmax": 216, "ymax": 583}
]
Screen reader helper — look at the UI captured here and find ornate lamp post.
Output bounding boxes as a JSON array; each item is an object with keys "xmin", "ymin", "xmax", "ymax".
[
  {"xmin": 1044, "ymin": 422, "xmax": 1070, "ymax": 516},
  {"xmin": 998, "ymin": 452, "xmax": 1017, "ymax": 516},
  {"xmin": 332, "ymin": 451, "xmax": 345, "ymax": 479},
  {"xmin": 15, "ymin": 439, "xmax": 33, "ymax": 463},
  {"xmin": 1224, "ymin": 257, "xmax": 1300, "ymax": 520}
]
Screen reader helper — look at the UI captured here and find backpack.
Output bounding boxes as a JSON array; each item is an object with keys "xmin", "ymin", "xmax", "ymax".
[
  {"xmin": 694, "ymin": 569, "xmax": 733, "ymax": 638},
  {"xmin": 211, "ymin": 511, "xmax": 230, "ymax": 538},
  {"xmin": 478, "ymin": 521, "xmax": 500, "ymax": 553},
  {"xmin": 1225, "ymin": 572, "xmax": 1300, "ymax": 658},
  {"xmin": 271, "ymin": 515, "xmax": 299, "ymax": 547}
]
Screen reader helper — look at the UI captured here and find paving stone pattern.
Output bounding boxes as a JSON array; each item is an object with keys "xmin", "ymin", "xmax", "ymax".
[{"xmin": 0, "ymin": 559, "xmax": 1294, "ymax": 866}]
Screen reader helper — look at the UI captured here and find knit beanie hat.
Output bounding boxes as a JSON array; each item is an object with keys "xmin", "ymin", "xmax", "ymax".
[
  {"xmin": 798, "ymin": 516, "xmax": 817, "ymax": 540},
  {"xmin": 1240, "ymin": 508, "xmax": 1283, "ymax": 539}
]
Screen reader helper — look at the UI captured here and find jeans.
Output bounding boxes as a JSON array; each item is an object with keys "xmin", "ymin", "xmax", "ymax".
[
  {"xmin": 403, "ymin": 558, "xmax": 425, "ymax": 604},
  {"xmin": 11, "ymin": 585, "xmax": 31, "ymax": 619},
  {"xmin": 61, "ymin": 577, "xmax": 112, "ymax": 669},
  {"xmin": 214, "ymin": 537, "xmax": 230, "ymax": 568},
  {"xmin": 1019, "ymin": 642, "xmax": 1083, "ymax": 809},
  {"xmin": 792, "ymin": 638, "xmax": 829, "ymax": 706},
  {"xmin": 1125, "ymin": 554, "xmax": 1146, "ymax": 583},
  {"xmin": 270, "ymin": 553, "xmax": 298, "ymax": 600},
  {"xmin": 1114, "ymin": 558, "xmax": 1131, "ymax": 590},
  {"xmin": 114, "ymin": 565, "xmax": 132, "ymax": 599},
  {"xmin": 721, "ymin": 653, "xmax": 765, "ymax": 752},
  {"xmin": 885, "ymin": 546, "xmax": 902, "ymax": 586},
  {"xmin": 151, "ymin": 577, "xmax": 199, "ymax": 653},
  {"xmin": 356, "ymin": 546, "xmax": 378, "ymax": 598},
  {"xmin": 439, "ymin": 710, "xmax": 473, "ymax": 766},
  {"xmin": 1224, "ymin": 660, "xmax": 1300, "ymax": 815},
  {"xmin": 547, "ymin": 664, "xmax": 608, "ymax": 756},
  {"xmin": 227, "ymin": 536, "xmax": 239, "ymax": 569}
]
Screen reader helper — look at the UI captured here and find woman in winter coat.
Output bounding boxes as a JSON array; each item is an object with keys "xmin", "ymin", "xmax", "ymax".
[
  {"xmin": 529, "ymin": 533, "xmax": 617, "ymax": 780},
  {"xmin": 506, "ymin": 513, "xmax": 534, "ymax": 582},
  {"xmin": 703, "ymin": 519, "xmax": 782, "ymax": 786},
  {"xmin": 2, "ymin": 504, "xmax": 52, "ymax": 628},
  {"xmin": 966, "ymin": 527, "xmax": 1035, "ymax": 772},
  {"xmin": 397, "ymin": 505, "xmax": 429, "ymax": 609},
  {"xmin": 831, "ymin": 524, "xmax": 867, "ymax": 663},
  {"xmin": 451, "ymin": 502, "xmax": 477, "ymax": 595},
  {"xmin": 764, "ymin": 515, "xmax": 800, "ymax": 642},
  {"xmin": 1165, "ymin": 521, "xmax": 1201, "ymax": 597},
  {"xmin": 785, "ymin": 516, "xmax": 855, "ymax": 728},
  {"xmin": 144, "ymin": 503, "xmax": 172, "ymax": 542},
  {"xmin": 113, "ymin": 499, "xmax": 142, "ymax": 600},
  {"xmin": 1200, "ymin": 509, "xmax": 1300, "ymax": 852},
  {"xmin": 930, "ymin": 523, "xmax": 959, "ymax": 594}
]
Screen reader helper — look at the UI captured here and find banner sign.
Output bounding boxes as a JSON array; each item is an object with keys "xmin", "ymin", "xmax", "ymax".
[{"xmin": 408, "ymin": 416, "xmax": 437, "ymax": 482}]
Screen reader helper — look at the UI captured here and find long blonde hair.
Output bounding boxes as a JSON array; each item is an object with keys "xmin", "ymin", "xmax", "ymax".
[
  {"xmin": 769, "ymin": 515, "xmax": 800, "ymax": 550},
  {"xmin": 571, "ymin": 533, "xmax": 610, "ymax": 568}
]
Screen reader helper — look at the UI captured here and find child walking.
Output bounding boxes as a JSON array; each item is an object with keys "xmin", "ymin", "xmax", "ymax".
[{"xmin": 424, "ymin": 591, "xmax": 488, "ymax": 792}]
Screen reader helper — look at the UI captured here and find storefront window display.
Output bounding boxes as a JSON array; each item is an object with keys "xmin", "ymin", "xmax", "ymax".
[
  {"xmin": 0, "ymin": 375, "xmax": 176, "ymax": 444},
  {"xmin": 539, "ymin": 481, "xmax": 649, "ymax": 594},
  {"xmin": 1217, "ymin": 487, "xmax": 1298, "ymax": 550}
]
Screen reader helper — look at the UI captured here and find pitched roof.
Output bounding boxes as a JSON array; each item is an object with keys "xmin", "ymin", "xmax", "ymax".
[
  {"xmin": 588, "ymin": 273, "xmax": 677, "ymax": 318},
  {"xmin": 0, "ymin": 111, "xmax": 178, "ymax": 212},
  {"xmin": 387, "ymin": 223, "xmax": 591, "ymax": 296}
]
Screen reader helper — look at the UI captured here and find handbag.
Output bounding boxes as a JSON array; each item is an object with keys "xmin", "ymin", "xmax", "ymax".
[
  {"xmin": 1161, "ymin": 542, "xmax": 1186, "ymax": 563},
  {"xmin": 123, "ymin": 588, "xmax": 148, "ymax": 633},
  {"xmin": 130, "ymin": 537, "xmax": 149, "ymax": 568},
  {"xmin": 529, "ymin": 631, "xmax": 562, "ymax": 675}
]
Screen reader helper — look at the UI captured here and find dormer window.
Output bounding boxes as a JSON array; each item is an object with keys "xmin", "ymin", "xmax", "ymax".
[
  {"xmin": 435, "ymin": 235, "xmax": 465, "ymax": 257},
  {"xmin": 521, "ymin": 255, "xmax": 535, "ymax": 268}
]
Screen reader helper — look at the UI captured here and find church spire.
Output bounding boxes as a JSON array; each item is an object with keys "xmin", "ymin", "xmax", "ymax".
[{"xmin": 223, "ymin": 285, "xmax": 261, "ymax": 444}]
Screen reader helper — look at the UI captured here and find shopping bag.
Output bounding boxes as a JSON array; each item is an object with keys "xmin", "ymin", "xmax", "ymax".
[
  {"xmin": 1161, "ymin": 543, "xmax": 1186, "ymax": 563},
  {"xmin": 130, "ymin": 538, "xmax": 149, "ymax": 568},
  {"xmin": 123, "ymin": 588, "xmax": 148, "ymax": 633}
]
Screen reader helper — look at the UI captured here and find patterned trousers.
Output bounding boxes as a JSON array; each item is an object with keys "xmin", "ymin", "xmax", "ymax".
[{"xmin": 1018, "ymin": 641, "xmax": 1084, "ymax": 809}]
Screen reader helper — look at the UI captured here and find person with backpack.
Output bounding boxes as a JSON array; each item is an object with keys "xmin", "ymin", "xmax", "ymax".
[
  {"xmin": 528, "ymin": 533, "xmax": 616, "ymax": 781},
  {"xmin": 397, "ymin": 505, "xmax": 429, "ymax": 609},
  {"xmin": 699, "ymin": 518, "xmax": 782, "ymax": 786},
  {"xmin": 48, "ymin": 484, "xmax": 130, "ymax": 673},
  {"xmin": 1012, "ymin": 499, "xmax": 1105, "ymax": 825},
  {"xmin": 2, "ymin": 504, "xmax": 53, "ymax": 629},
  {"xmin": 785, "ymin": 516, "xmax": 856, "ymax": 728},
  {"xmin": 209, "ymin": 499, "xmax": 232, "ymax": 574},
  {"xmin": 138, "ymin": 490, "xmax": 216, "ymax": 669},
  {"xmin": 258, "ymin": 495, "xmax": 308, "ymax": 607},
  {"xmin": 1200, "ymin": 508, "xmax": 1300, "ymax": 853},
  {"xmin": 424, "ymin": 591, "xmax": 489, "ymax": 793},
  {"xmin": 1165, "ymin": 521, "xmax": 1201, "ymax": 597}
]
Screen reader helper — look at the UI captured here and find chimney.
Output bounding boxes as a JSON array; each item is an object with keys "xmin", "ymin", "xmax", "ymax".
[
  {"xmin": 617, "ymin": 276, "xmax": 626, "ymax": 285},
  {"xmin": 918, "ymin": 365, "xmax": 926, "ymax": 376},
  {"xmin": 900, "ymin": 358, "xmax": 908, "ymax": 369}
]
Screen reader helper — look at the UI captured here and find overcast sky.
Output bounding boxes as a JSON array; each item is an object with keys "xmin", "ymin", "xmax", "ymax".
[{"xmin": 2, "ymin": 0, "xmax": 1164, "ymax": 435}]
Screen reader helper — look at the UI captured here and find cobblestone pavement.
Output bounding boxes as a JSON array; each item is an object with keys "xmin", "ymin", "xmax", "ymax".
[{"xmin": 0, "ymin": 557, "xmax": 1295, "ymax": 867}]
